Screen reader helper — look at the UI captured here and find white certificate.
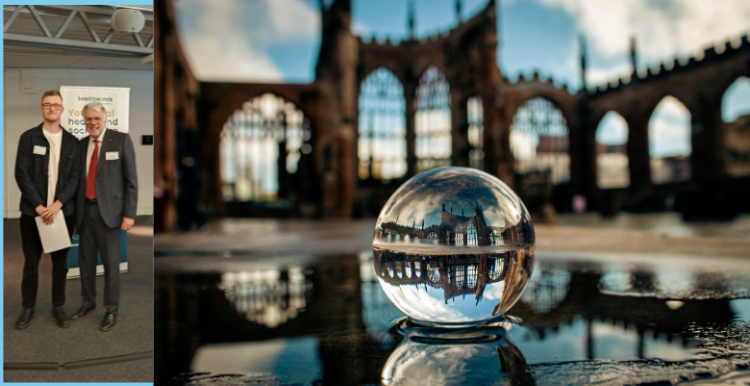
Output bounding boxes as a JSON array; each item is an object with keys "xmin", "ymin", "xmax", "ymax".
[{"xmin": 35, "ymin": 211, "xmax": 72, "ymax": 254}]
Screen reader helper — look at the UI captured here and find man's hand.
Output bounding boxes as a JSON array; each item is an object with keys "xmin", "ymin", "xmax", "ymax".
[
  {"xmin": 41, "ymin": 200, "xmax": 63, "ymax": 224},
  {"xmin": 121, "ymin": 217, "xmax": 135, "ymax": 231},
  {"xmin": 36, "ymin": 204, "xmax": 52, "ymax": 225}
]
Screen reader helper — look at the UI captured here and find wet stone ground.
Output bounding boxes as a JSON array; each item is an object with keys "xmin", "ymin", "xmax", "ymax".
[
  {"xmin": 156, "ymin": 252, "xmax": 750, "ymax": 386},
  {"xmin": 155, "ymin": 216, "xmax": 750, "ymax": 386}
]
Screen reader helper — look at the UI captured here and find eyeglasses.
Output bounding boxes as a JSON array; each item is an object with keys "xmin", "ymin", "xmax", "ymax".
[{"xmin": 42, "ymin": 104, "xmax": 62, "ymax": 110}]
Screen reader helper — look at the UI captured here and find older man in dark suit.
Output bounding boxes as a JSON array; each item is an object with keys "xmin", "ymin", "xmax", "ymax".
[
  {"xmin": 71, "ymin": 101, "xmax": 137, "ymax": 331},
  {"xmin": 14, "ymin": 90, "xmax": 80, "ymax": 329}
]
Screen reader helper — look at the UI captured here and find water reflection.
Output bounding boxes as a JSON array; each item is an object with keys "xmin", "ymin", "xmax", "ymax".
[
  {"xmin": 521, "ymin": 267, "xmax": 571, "ymax": 313},
  {"xmin": 156, "ymin": 254, "xmax": 750, "ymax": 385},
  {"xmin": 219, "ymin": 267, "xmax": 311, "ymax": 328},
  {"xmin": 192, "ymin": 337, "xmax": 322, "ymax": 385},
  {"xmin": 382, "ymin": 324, "xmax": 534, "ymax": 386},
  {"xmin": 598, "ymin": 260, "xmax": 744, "ymax": 299},
  {"xmin": 361, "ymin": 253, "xmax": 406, "ymax": 348}
]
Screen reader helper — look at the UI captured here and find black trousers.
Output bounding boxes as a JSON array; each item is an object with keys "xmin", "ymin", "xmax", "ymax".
[
  {"xmin": 79, "ymin": 201, "xmax": 122, "ymax": 315},
  {"xmin": 20, "ymin": 213, "xmax": 74, "ymax": 308}
]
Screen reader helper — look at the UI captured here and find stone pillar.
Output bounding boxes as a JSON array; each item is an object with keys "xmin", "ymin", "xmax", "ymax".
[
  {"xmin": 624, "ymin": 113, "xmax": 651, "ymax": 192},
  {"xmin": 197, "ymin": 94, "xmax": 224, "ymax": 217},
  {"xmin": 689, "ymin": 95, "xmax": 725, "ymax": 185},
  {"xmin": 452, "ymin": 93, "xmax": 469, "ymax": 167},
  {"xmin": 405, "ymin": 82, "xmax": 418, "ymax": 178},
  {"xmin": 572, "ymin": 103, "xmax": 598, "ymax": 207}
]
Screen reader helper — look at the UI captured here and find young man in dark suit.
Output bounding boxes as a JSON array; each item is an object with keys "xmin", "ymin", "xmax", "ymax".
[
  {"xmin": 14, "ymin": 90, "xmax": 80, "ymax": 329},
  {"xmin": 71, "ymin": 101, "xmax": 138, "ymax": 331}
]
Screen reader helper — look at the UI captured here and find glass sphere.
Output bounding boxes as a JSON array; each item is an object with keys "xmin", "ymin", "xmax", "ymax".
[{"xmin": 372, "ymin": 167, "xmax": 535, "ymax": 327}]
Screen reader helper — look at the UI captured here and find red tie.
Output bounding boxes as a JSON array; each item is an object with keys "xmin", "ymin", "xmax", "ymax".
[{"xmin": 86, "ymin": 139, "xmax": 99, "ymax": 199}]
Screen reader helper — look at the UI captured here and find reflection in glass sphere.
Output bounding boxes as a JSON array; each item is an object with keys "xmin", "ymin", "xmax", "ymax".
[
  {"xmin": 381, "ymin": 324, "xmax": 534, "ymax": 386},
  {"xmin": 373, "ymin": 167, "xmax": 535, "ymax": 327}
]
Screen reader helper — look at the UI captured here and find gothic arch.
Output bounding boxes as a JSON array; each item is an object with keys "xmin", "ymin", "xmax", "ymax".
[
  {"xmin": 219, "ymin": 93, "xmax": 313, "ymax": 202},
  {"xmin": 647, "ymin": 95, "xmax": 692, "ymax": 184},
  {"xmin": 595, "ymin": 111, "xmax": 630, "ymax": 189},
  {"xmin": 509, "ymin": 96, "xmax": 571, "ymax": 185},
  {"xmin": 357, "ymin": 67, "xmax": 407, "ymax": 181},
  {"xmin": 506, "ymin": 91, "xmax": 577, "ymax": 131},
  {"xmin": 415, "ymin": 65, "xmax": 452, "ymax": 172},
  {"xmin": 721, "ymin": 76, "xmax": 750, "ymax": 123},
  {"xmin": 414, "ymin": 62, "xmax": 451, "ymax": 88},
  {"xmin": 359, "ymin": 63, "xmax": 407, "ymax": 92}
]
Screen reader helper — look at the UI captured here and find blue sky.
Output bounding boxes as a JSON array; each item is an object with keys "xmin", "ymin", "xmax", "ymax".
[
  {"xmin": 174, "ymin": 0, "xmax": 750, "ymax": 87},
  {"xmin": 174, "ymin": 0, "xmax": 750, "ymax": 156}
]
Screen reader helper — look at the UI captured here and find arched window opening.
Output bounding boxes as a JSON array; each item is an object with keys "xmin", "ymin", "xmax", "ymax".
[
  {"xmin": 596, "ymin": 111, "xmax": 630, "ymax": 189},
  {"xmin": 467, "ymin": 96, "xmax": 484, "ymax": 170},
  {"xmin": 454, "ymin": 265, "xmax": 465, "ymax": 288},
  {"xmin": 358, "ymin": 68, "xmax": 407, "ymax": 181},
  {"xmin": 648, "ymin": 96, "xmax": 691, "ymax": 184},
  {"xmin": 510, "ymin": 97, "xmax": 570, "ymax": 184},
  {"xmin": 489, "ymin": 257, "xmax": 503, "ymax": 280},
  {"xmin": 416, "ymin": 66, "xmax": 451, "ymax": 173},
  {"xmin": 722, "ymin": 76, "xmax": 750, "ymax": 123},
  {"xmin": 721, "ymin": 76, "xmax": 750, "ymax": 177},
  {"xmin": 467, "ymin": 223, "xmax": 478, "ymax": 246},
  {"xmin": 220, "ymin": 93, "xmax": 311, "ymax": 202},
  {"xmin": 467, "ymin": 265, "xmax": 478, "ymax": 289},
  {"xmin": 428, "ymin": 263, "xmax": 440, "ymax": 283}
]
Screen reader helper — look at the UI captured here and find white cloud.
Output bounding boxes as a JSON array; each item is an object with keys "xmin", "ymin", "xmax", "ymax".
[
  {"xmin": 266, "ymin": 0, "xmax": 322, "ymax": 42},
  {"xmin": 382, "ymin": 283, "xmax": 465, "ymax": 322},
  {"xmin": 174, "ymin": 0, "xmax": 320, "ymax": 81},
  {"xmin": 537, "ymin": 0, "xmax": 750, "ymax": 64},
  {"xmin": 585, "ymin": 62, "xmax": 632, "ymax": 88},
  {"xmin": 352, "ymin": 20, "xmax": 370, "ymax": 36}
]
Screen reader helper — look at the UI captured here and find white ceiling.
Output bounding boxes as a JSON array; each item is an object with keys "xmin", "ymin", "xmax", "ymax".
[{"xmin": 3, "ymin": 5, "xmax": 153, "ymax": 71}]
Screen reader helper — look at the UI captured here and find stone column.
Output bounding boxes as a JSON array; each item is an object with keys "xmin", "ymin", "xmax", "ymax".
[
  {"xmin": 404, "ymin": 82, "xmax": 418, "ymax": 178},
  {"xmin": 624, "ymin": 113, "xmax": 651, "ymax": 193},
  {"xmin": 452, "ymin": 93, "xmax": 469, "ymax": 167}
]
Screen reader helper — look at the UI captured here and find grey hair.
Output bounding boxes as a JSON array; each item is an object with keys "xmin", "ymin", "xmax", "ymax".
[{"xmin": 82, "ymin": 101, "xmax": 107, "ymax": 118}]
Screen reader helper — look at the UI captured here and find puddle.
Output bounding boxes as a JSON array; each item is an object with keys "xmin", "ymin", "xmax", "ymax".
[{"xmin": 156, "ymin": 253, "xmax": 750, "ymax": 385}]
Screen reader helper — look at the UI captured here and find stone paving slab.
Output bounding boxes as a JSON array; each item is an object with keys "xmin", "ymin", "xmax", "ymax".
[{"xmin": 155, "ymin": 216, "xmax": 750, "ymax": 259}]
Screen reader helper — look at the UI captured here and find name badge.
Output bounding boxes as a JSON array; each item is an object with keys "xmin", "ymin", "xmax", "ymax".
[
  {"xmin": 106, "ymin": 151, "xmax": 119, "ymax": 160},
  {"xmin": 33, "ymin": 146, "xmax": 47, "ymax": 155}
]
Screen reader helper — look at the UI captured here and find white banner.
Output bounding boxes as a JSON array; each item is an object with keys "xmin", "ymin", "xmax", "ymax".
[{"xmin": 60, "ymin": 86, "xmax": 130, "ymax": 139}]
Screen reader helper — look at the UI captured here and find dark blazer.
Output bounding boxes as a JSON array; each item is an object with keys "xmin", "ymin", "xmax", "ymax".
[
  {"xmin": 75, "ymin": 129, "xmax": 138, "ymax": 229},
  {"xmin": 15, "ymin": 124, "xmax": 81, "ymax": 217}
]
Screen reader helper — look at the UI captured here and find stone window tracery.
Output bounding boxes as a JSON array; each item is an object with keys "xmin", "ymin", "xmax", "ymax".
[
  {"xmin": 416, "ymin": 66, "xmax": 452, "ymax": 172},
  {"xmin": 358, "ymin": 67, "xmax": 407, "ymax": 181},
  {"xmin": 510, "ymin": 97, "xmax": 570, "ymax": 184},
  {"xmin": 220, "ymin": 93, "xmax": 311, "ymax": 202}
]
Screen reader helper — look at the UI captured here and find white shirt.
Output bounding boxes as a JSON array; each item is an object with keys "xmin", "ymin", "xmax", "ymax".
[
  {"xmin": 42, "ymin": 128, "xmax": 63, "ymax": 207},
  {"xmin": 86, "ymin": 126, "xmax": 107, "ymax": 177}
]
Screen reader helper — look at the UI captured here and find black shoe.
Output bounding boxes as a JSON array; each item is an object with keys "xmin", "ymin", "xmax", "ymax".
[
  {"xmin": 52, "ymin": 306, "xmax": 71, "ymax": 328},
  {"xmin": 71, "ymin": 306, "xmax": 96, "ymax": 320},
  {"xmin": 100, "ymin": 312, "xmax": 116, "ymax": 331},
  {"xmin": 15, "ymin": 308, "xmax": 35, "ymax": 330}
]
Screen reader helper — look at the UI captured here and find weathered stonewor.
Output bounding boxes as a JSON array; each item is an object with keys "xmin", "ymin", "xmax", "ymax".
[{"xmin": 154, "ymin": 0, "xmax": 750, "ymax": 229}]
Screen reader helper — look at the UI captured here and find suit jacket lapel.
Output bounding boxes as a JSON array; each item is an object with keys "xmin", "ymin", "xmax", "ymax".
[
  {"xmin": 96, "ymin": 129, "xmax": 111, "ymax": 174},
  {"xmin": 33, "ymin": 127, "xmax": 50, "ymax": 186},
  {"xmin": 57, "ymin": 131, "xmax": 72, "ymax": 191}
]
